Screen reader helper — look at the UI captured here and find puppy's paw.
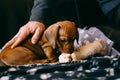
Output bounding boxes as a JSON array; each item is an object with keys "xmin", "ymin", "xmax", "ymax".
[{"xmin": 59, "ymin": 53, "xmax": 72, "ymax": 63}]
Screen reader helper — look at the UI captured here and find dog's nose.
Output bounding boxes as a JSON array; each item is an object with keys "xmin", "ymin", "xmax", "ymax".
[{"xmin": 68, "ymin": 48, "xmax": 74, "ymax": 54}]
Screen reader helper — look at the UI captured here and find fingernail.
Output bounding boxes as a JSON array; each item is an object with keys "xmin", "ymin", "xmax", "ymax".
[
  {"xmin": 11, "ymin": 45, "xmax": 15, "ymax": 49},
  {"xmin": 32, "ymin": 40, "xmax": 36, "ymax": 44},
  {"xmin": 11, "ymin": 46, "xmax": 14, "ymax": 49},
  {"xmin": 2, "ymin": 47, "xmax": 4, "ymax": 50},
  {"xmin": 2, "ymin": 46, "xmax": 6, "ymax": 50}
]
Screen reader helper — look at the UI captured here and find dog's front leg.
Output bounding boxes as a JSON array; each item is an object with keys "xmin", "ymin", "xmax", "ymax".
[
  {"xmin": 30, "ymin": 59, "xmax": 49, "ymax": 63},
  {"xmin": 43, "ymin": 47, "xmax": 58, "ymax": 63}
]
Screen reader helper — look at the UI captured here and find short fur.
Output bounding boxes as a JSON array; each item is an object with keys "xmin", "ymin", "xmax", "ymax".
[
  {"xmin": 0, "ymin": 20, "xmax": 78, "ymax": 66},
  {"xmin": 71, "ymin": 39, "xmax": 106, "ymax": 61}
]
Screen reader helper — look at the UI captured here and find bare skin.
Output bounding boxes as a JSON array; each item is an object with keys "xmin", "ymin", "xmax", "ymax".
[{"xmin": 2, "ymin": 21, "xmax": 45, "ymax": 49}]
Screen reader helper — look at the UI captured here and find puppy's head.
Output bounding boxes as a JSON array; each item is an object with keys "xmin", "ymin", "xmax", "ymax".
[{"xmin": 45, "ymin": 20, "xmax": 79, "ymax": 53}]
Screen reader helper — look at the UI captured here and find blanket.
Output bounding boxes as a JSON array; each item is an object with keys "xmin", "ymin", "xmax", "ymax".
[{"xmin": 0, "ymin": 56, "xmax": 120, "ymax": 80}]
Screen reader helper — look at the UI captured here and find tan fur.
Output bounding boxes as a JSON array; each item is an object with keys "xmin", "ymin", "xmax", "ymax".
[
  {"xmin": 71, "ymin": 39, "xmax": 106, "ymax": 61},
  {"xmin": 0, "ymin": 20, "xmax": 78, "ymax": 66}
]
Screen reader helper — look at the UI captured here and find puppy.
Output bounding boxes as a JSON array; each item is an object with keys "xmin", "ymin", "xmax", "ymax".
[{"xmin": 0, "ymin": 20, "xmax": 78, "ymax": 66}]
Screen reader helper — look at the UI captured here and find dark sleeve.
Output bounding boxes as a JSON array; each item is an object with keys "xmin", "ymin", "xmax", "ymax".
[
  {"xmin": 97, "ymin": 0, "xmax": 120, "ymax": 28},
  {"xmin": 29, "ymin": 0, "xmax": 50, "ymax": 23},
  {"xmin": 29, "ymin": 0, "xmax": 65, "ymax": 26},
  {"xmin": 96, "ymin": 0, "xmax": 120, "ymax": 15}
]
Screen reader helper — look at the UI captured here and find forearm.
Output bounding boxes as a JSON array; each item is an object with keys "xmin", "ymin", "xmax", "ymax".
[
  {"xmin": 96, "ymin": 0, "xmax": 120, "ymax": 15},
  {"xmin": 29, "ymin": 0, "xmax": 65, "ymax": 27},
  {"xmin": 29, "ymin": 0, "xmax": 50, "ymax": 23},
  {"xmin": 97, "ymin": 0, "xmax": 120, "ymax": 27}
]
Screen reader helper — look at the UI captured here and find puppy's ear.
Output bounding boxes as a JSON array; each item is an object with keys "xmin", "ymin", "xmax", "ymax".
[
  {"xmin": 76, "ymin": 28, "xmax": 79, "ymax": 44},
  {"xmin": 44, "ymin": 24, "xmax": 60, "ymax": 48}
]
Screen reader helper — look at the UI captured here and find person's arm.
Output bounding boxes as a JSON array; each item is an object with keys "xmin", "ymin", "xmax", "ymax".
[
  {"xmin": 97, "ymin": 0, "xmax": 120, "ymax": 27},
  {"xmin": 30, "ymin": 0, "xmax": 50, "ymax": 23},
  {"xmin": 30, "ymin": 0, "xmax": 65, "ymax": 27},
  {"xmin": 96, "ymin": 0, "xmax": 120, "ymax": 15}
]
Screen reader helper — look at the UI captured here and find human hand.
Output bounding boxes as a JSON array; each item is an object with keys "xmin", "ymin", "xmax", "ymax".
[{"xmin": 2, "ymin": 21, "xmax": 45, "ymax": 49}]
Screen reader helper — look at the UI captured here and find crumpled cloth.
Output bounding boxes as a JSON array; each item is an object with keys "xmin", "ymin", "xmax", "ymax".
[{"xmin": 74, "ymin": 27, "xmax": 120, "ymax": 56}]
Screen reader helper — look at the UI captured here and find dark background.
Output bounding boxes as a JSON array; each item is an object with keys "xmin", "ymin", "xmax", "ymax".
[
  {"xmin": 0, "ymin": 0, "xmax": 120, "ymax": 51},
  {"xmin": 0, "ymin": 0, "xmax": 33, "ymax": 48}
]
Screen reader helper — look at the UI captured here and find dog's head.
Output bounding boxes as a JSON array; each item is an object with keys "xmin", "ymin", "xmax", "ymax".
[{"xmin": 45, "ymin": 20, "xmax": 79, "ymax": 53}]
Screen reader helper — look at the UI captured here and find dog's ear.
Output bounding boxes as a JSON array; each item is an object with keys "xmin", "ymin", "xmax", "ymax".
[
  {"xmin": 71, "ymin": 21, "xmax": 79, "ymax": 44},
  {"xmin": 44, "ymin": 24, "xmax": 60, "ymax": 48},
  {"xmin": 76, "ymin": 28, "xmax": 79, "ymax": 44}
]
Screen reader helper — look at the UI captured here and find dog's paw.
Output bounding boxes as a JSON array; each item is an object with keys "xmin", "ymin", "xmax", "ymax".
[{"xmin": 59, "ymin": 53, "xmax": 72, "ymax": 63}]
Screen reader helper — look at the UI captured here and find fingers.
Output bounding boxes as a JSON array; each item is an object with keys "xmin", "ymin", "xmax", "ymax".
[
  {"xmin": 2, "ymin": 26, "xmax": 30, "ymax": 49},
  {"xmin": 2, "ymin": 33, "xmax": 19, "ymax": 49},
  {"xmin": 11, "ymin": 30, "xmax": 29, "ymax": 48},
  {"xmin": 2, "ymin": 37, "xmax": 16, "ymax": 50},
  {"xmin": 31, "ymin": 28, "xmax": 41, "ymax": 44},
  {"xmin": 31, "ymin": 23, "xmax": 45, "ymax": 44}
]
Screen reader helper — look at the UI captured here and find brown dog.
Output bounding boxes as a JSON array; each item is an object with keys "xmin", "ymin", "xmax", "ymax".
[{"xmin": 0, "ymin": 20, "xmax": 78, "ymax": 66}]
